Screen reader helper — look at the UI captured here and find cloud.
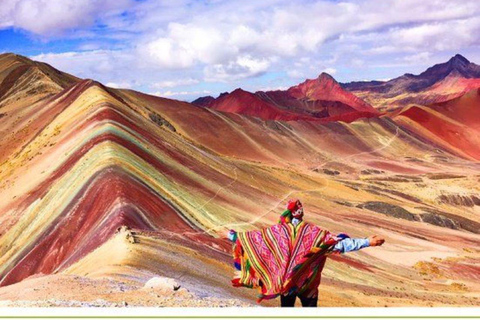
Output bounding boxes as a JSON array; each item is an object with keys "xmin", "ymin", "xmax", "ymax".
[
  {"xmin": 390, "ymin": 18, "xmax": 480, "ymax": 51},
  {"xmin": 142, "ymin": 37, "xmax": 196, "ymax": 69},
  {"xmin": 151, "ymin": 89, "xmax": 211, "ymax": 100},
  {"xmin": 154, "ymin": 90, "xmax": 211, "ymax": 97},
  {"xmin": 287, "ymin": 69, "xmax": 306, "ymax": 79},
  {"xmin": 29, "ymin": 49, "xmax": 210, "ymax": 97},
  {"xmin": 400, "ymin": 52, "xmax": 433, "ymax": 64},
  {"xmin": 0, "ymin": 0, "xmax": 132, "ymax": 36},
  {"xmin": 30, "ymin": 50, "xmax": 133, "ymax": 79},
  {"xmin": 204, "ymin": 56, "xmax": 271, "ymax": 82},
  {"xmin": 257, "ymin": 85, "xmax": 289, "ymax": 92},
  {"xmin": 15, "ymin": 0, "xmax": 480, "ymax": 97},
  {"xmin": 323, "ymin": 68, "xmax": 337, "ymax": 75},
  {"xmin": 151, "ymin": 78, "xmax": 200, "ymax": 89},
  {"xmin": 106, "ymin": 81, "xmax": 132, "ymax": 89}
]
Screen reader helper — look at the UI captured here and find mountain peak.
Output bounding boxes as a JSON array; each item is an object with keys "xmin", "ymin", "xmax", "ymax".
[
  {"xmin": 318, "ymin": 72, "xmax": 335, "ymax": 80},
  {"xmin": 230, "ymin": 88, "xmax": 248, "ymax": 94},
  {"xmin": 226, "ymin": 88, "xmax": 254, "ymax": 99},
  {"xmin": 316, "ymin": 72, "xmax": 339, "ymax": 85},
  {"xmin": 191, "ymin": 95, "xmax": 215, "ymax": 107},
  {"xmin": 0, "ymin": 52, "xmax": 35, "ymax": 66},
  {"xmin": 425, "ymin": 53, "xmax": 480, "ymax": 80},
  {"xmin": 450, "ymin": 54, "xmax": 470, "ymax": 65},
  {"xmin": 286, "ymin": 72, "xmax": 376, "ymax": 113}
]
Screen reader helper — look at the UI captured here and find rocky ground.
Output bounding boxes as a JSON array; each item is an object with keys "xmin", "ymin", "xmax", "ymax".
[{"xmin": 0, "ymin": 274, "xmax": 254, "ymax": 307}]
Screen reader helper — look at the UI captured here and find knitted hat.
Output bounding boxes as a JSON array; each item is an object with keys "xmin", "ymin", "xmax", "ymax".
[
  {"xmin": 287, "ymin": 199, "xmax": 302, "ymax": 212},
  {"xmin": 279, "ymin": 199, "xmax": 303, "ymax": 224}
]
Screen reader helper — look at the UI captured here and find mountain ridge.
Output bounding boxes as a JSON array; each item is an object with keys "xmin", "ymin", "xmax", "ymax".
[
  {"xmin": 194, "ymin": 71, "xmax": 378, "ymax": 122},
  {"xmin": 341, "ymin": 54, "xmax": 480, "ymax": 109}
]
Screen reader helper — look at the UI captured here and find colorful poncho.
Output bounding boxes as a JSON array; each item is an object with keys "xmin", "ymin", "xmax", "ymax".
[{"xmin": 231, "ymin": 221, "xmax": 339, "ymax": 302}]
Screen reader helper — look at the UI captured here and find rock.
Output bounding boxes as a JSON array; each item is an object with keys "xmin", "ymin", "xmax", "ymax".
[
  {"xmin": 322, "ymin": 168, "xmax": 340, "ymax": 176},
  {"xmin": 419, "ymin": 213, "xmax": 460, "ymax": 230},
  {"xmin": 313, "ymin": 168, "xmax": 340, "ymax": 175},
  {"xmin": 149, "ymin": 112, "xmax": 176, "ymax": 132},
  {"xmin": 333, "ymin": 200, "xmax": 353, "ymax": 207},
  {"xmin": 361, "ymin": 169, "xmax": 384, "ymax": 175},
  {"xmin": 144, "ymin": 277, "xmax": 180, "ymax": 292},
  {"xmin": 426, "ymin": 173, "xmax": 466, "ymax": 180},
  {"xmin": 437, "ymin": 194, "xmax": 480, "ymax": 207},
  {"xmin": 368, "ymin": 175, "xmax": 423, "ymax": 183},
  {"xmin": 125, "ymin": 232, "xmax": 136, "ymax": 244},
  {"xmin": 417, "ymin": 207, "xmax": 480, "ymax": 234},
  {"xmin": 116, "ymin": 225, "xmax": 137, "ymax": 243},
  {"xmin": 357, "ymin": 201, "xmax": 419, "ymax": 221},
  {"xmin": 116, "ymin": 225, "xmax": 131, "ymax": 233}
]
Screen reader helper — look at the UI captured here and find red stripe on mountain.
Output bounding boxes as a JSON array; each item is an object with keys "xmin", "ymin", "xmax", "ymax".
[
  {"xmin": 399, "ymin": 106, "xmax": 480, "ymax": 160},
  {"xmin": 0, "ymin": 166, "xmax": 210, "ymax": 287}
]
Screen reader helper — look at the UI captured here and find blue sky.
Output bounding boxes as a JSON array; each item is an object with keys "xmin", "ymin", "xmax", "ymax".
[{"xmin": 1, "ymin": 0, "xmax": 480, "ymax": 101}]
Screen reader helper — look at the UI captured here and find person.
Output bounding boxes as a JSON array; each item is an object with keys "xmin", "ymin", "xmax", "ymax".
[{"xmin": 228, "ymin": 199, "xmax": 385, "ymax": 307}]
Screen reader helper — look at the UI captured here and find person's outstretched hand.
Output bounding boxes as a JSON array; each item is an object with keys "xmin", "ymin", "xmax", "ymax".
[{"xmin": 368, "ymin": 235, "xmax": 385, "ymax": 246}]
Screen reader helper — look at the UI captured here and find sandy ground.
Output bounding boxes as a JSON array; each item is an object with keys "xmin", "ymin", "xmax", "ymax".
[{"xmin": 0, "ymin": 274, "xmax": 253, "ymax": 307}]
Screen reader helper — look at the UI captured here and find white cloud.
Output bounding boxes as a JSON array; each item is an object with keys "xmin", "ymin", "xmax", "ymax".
[
  {"xmin": 106, "ymin": 81, "xmax": 132, "ymax": 89},
  {"xmin": 391, "ymin": 18, "xmax": 480, "ymax": 51},
  {"xmin": 257, "ymin": 86, "xmax": 289, "ymax": 92},
  {"xmin": 204, "ymin": 55, "xmax": 270, "ymax": 82},
  {"xmin": 287, "ymin": 69, "xmax": 306, "ymax": 79},
  {"xmin": 323, "ymin": 68, "xmax": 337, "ymax": 75},
  {"xmin": 30, "ymin": 50, "xmax": 133, "ymax": 78},
  {"xmin": 151, "ymin": 89, "xmax": 211, "ymax": 99},
  {"xmin": 400, "ymin": 52, "xmax": 433, "ymax": 64},
  {"xmin": 151, "ymin": 78, "xmax": 200, "ymax": 89},
  {"xmin": 13, "ymin": 0, "xmax": 480, "ymax": 95},
  {"xmin": 142, "ymin": 37, "xmax": 195, "ymax": 69},
  {"xmin": 0, "ymin": 0, "xmax": 132, "ymax": 36}
]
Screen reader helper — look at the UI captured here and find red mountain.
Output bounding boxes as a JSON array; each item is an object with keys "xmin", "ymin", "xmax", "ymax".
[
  {"xmin": 393, "ymin": 88, "xmax": 480, "ymax": 160},
  {"xmin": 204, "ymin": 88, "xmax": 315, "ymax": 121},
  {"xmin": 194, "ymin": 72, "xmax": 378, "ymax": 122},
  {"xmin": 191, "ymin": 95, "xmax": 215, "ymax": 107},
  {"xmin": 287, "ymin": 73, "xmax": 376, "ymax": 113}
]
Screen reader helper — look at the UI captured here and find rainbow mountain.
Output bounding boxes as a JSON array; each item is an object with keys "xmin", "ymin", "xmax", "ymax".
[{"xmin": 0, "ymin": 53, "xmax": 479, "ymax": 306}]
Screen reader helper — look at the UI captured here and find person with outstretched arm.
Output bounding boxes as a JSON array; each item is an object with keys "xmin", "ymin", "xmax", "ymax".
[{"xmin": 228, "ymin": 199, "xmax": 385, "ymax": 307}]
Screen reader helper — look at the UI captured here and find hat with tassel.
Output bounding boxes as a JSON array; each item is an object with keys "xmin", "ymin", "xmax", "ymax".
[{"xmin": 279, "ymin": 199, "xmax": 303, "ymax": 224}]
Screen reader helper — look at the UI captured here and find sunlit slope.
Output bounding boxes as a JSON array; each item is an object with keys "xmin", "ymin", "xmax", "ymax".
[{"xmin": 393, "ymin": 88, "xmax": 480, "ymax": 160}]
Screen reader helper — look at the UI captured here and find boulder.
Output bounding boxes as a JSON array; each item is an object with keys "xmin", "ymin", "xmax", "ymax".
[{"xmin": 143, "ymin": 277, "xmax": 180, "ymax": 292}]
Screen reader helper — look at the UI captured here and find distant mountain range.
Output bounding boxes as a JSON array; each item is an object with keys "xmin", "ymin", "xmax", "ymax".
[
  {"xmin": 343, "ymin": 54, "xmax": 480, "ymax": 92},
  {"xmin": 343, "ymin": 54, "xmax": 480, "ymax": 110},
  {"xmin": 194, "ymin": 54, "xmax": 480, "ymax": 116},
  {"xmin": 193, "ymin": 72, "xmax": 379, "ymax": 122}
]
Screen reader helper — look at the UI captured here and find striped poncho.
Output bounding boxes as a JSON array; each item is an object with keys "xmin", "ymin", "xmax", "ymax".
[{"xmin": 231, "ymin": 221, "xmax": 339, "ymax": 302}]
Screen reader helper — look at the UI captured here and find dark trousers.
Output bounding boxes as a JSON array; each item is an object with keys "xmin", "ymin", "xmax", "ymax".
[{"xmin": 281, "ymin": 294, "xmax": 318, "ymax": 307}]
